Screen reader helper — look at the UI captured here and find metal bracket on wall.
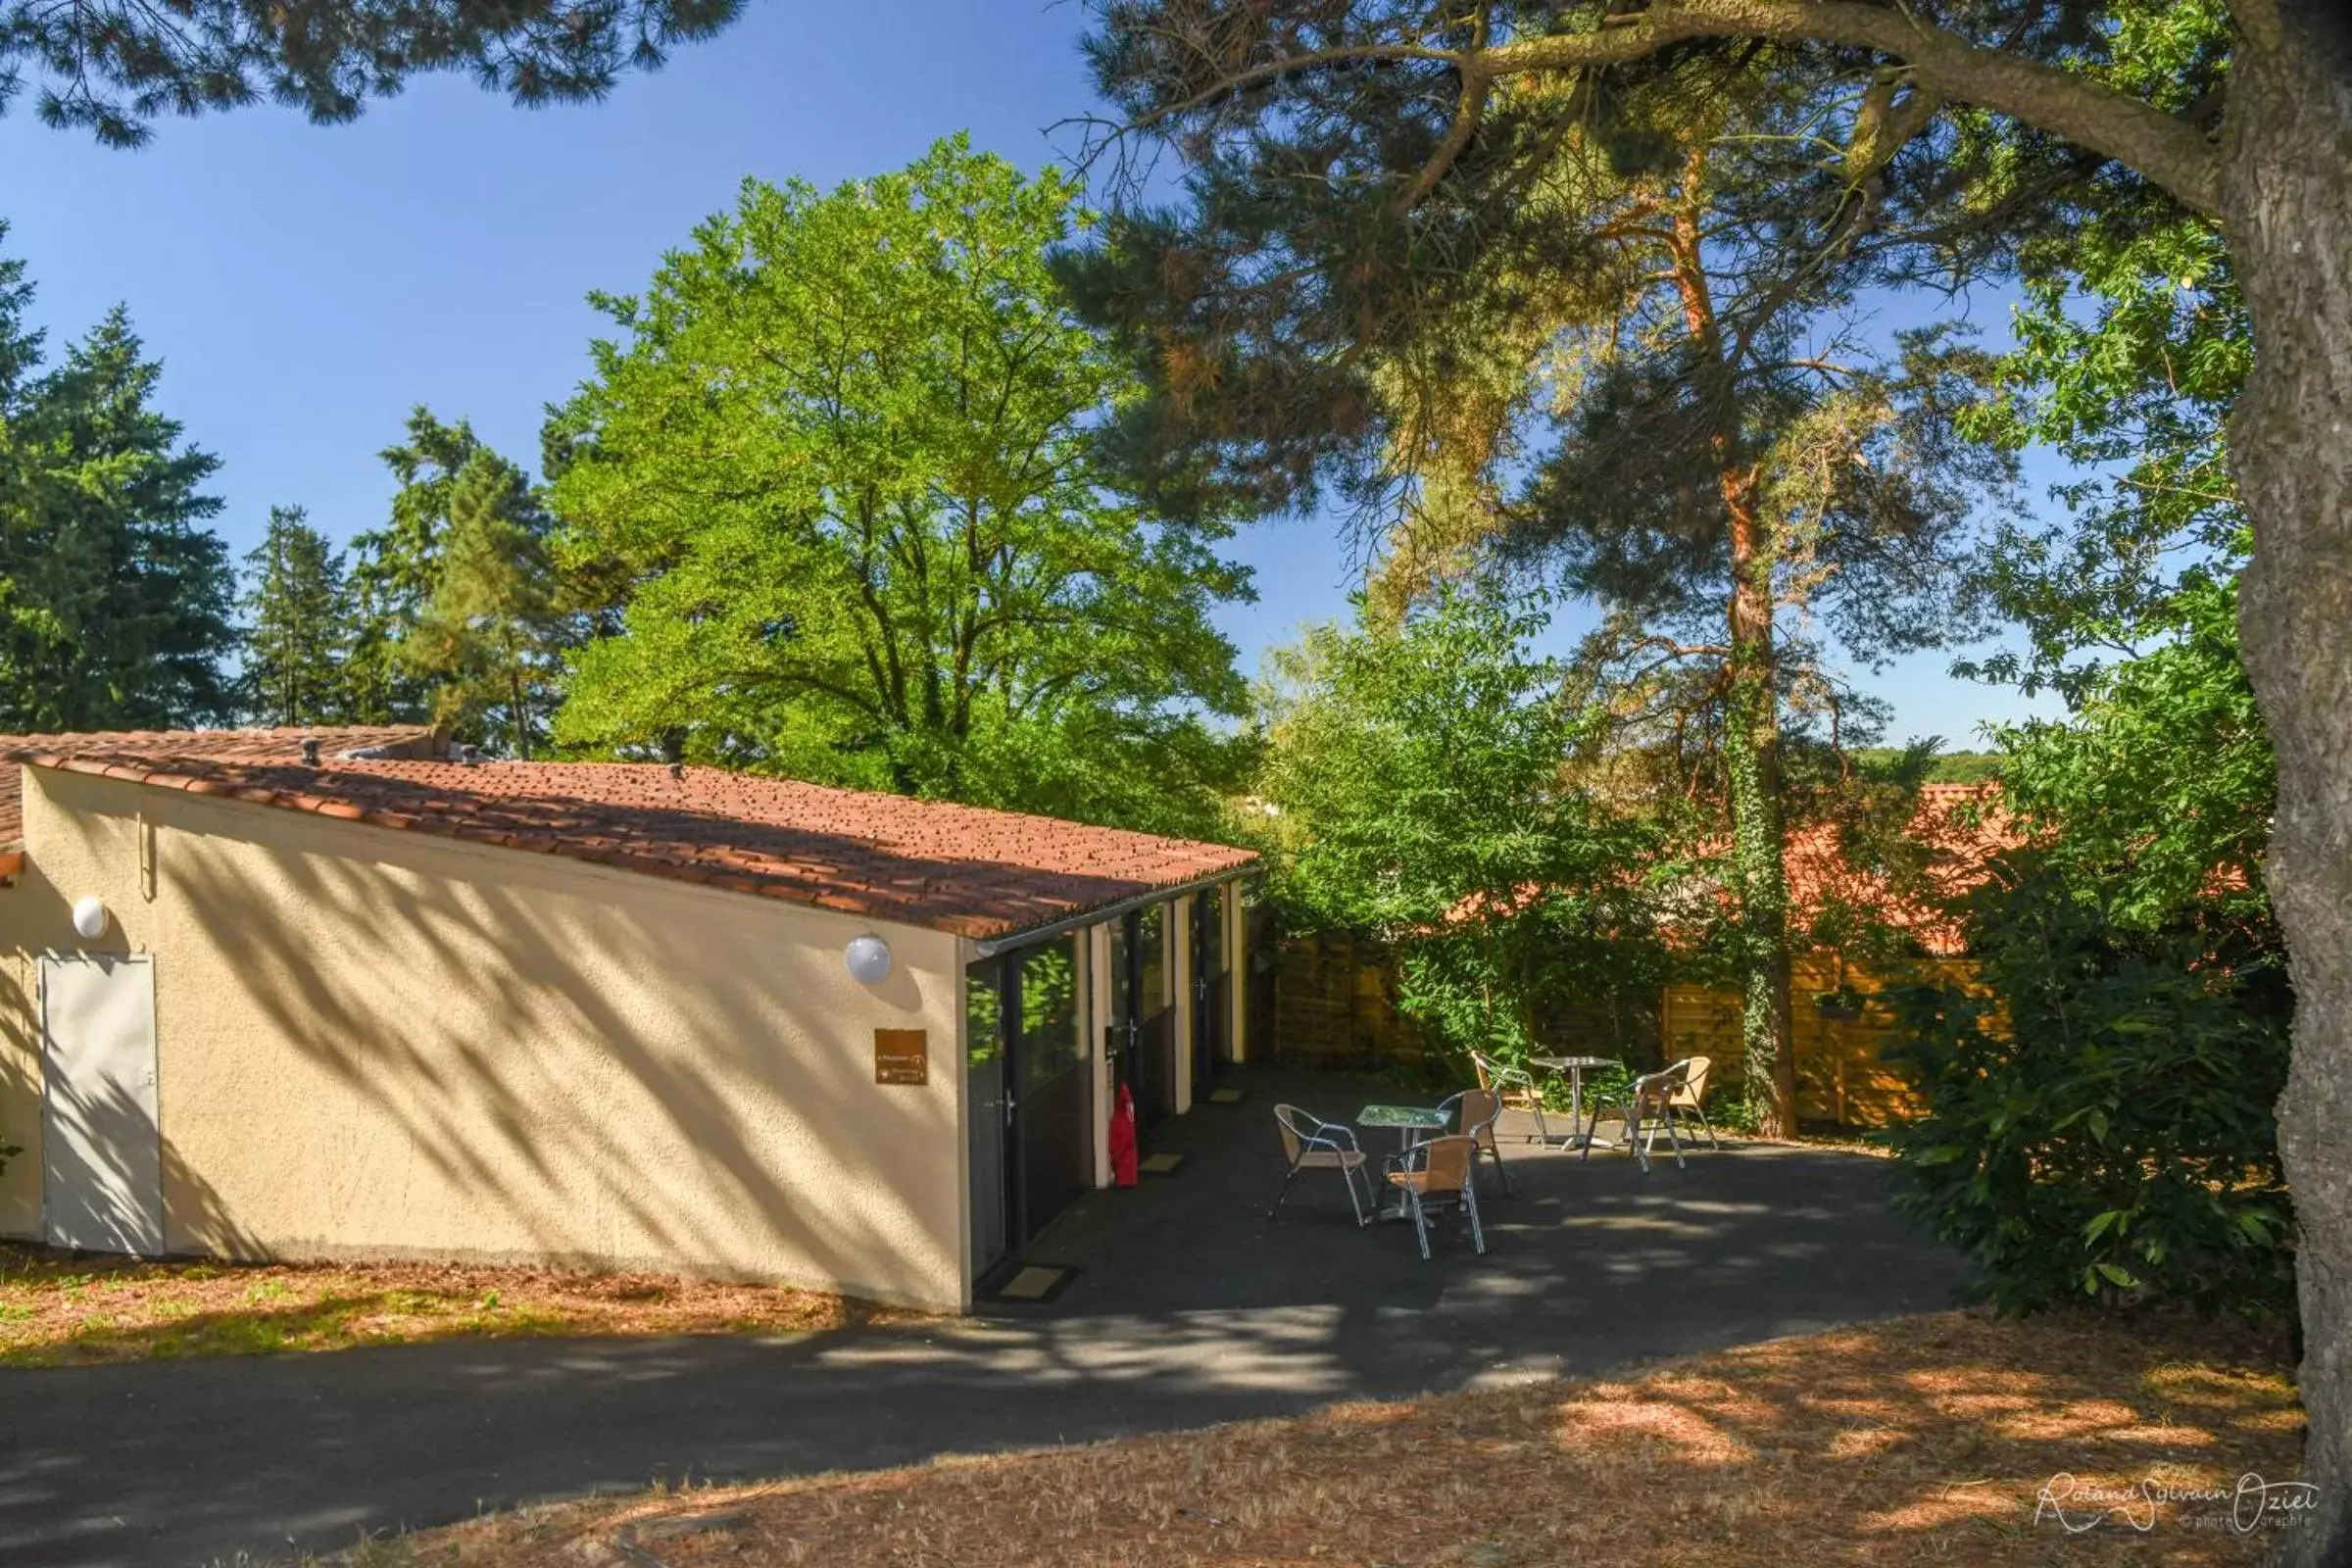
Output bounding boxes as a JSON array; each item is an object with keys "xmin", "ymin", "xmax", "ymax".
[{"xmin": 138, "ymin": 811, "xmax": 156, "ymax": 902}]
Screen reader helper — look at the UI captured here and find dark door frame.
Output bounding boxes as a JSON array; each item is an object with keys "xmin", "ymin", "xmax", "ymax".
[
  {"xmin": 1114, "ymin": 908, "xmax": 1144, "ymax": 1103},
  {"xmin": 972, "ymin": 939, "xmax": 1094, "ymax": 1296},
  {"xmin": 1190, "ymin": 894, "xmax": 1209, "ymax": 1099},
  {"xmin": 1001, "ymin": 953, "xmax": 1032, "ymax": 1251},
  {"xmin": 970, "ymin": 952, "xmax": 1025, "ymax": 1294}
]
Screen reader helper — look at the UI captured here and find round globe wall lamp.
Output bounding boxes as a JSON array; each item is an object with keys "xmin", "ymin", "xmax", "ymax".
[
  {"xmin": 844, "ymin": 933, "xmax": 893, "ymax": 987},
  {"xmin": 71, "ymin": 895, "xmax": 109, "ymax": 941}
]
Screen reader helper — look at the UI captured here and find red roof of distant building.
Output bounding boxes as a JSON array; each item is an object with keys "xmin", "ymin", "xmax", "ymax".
[
  {"xmin": 1443, "ymin": 782, "xmax": 2019, "ymax": 956},
  {"xmin": 1780, "ymin": 783, "xmax": 2019, "ymax": 956}
]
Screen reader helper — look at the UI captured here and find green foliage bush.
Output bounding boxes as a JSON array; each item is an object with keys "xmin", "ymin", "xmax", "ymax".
[
  {"xmin": 1886, "ymin": 577, "xmax": 2290, "ymax": 1318},
  {"xmin": 1884, "ymin": 863, "xmax": 2291, "ymax": 1317},
  {"xmin": 1256, "ymin": 583, "xmax": 1677, "ymax": 1077}
]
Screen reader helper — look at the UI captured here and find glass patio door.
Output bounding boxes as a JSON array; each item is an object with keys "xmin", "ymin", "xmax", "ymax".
[
  {"xmin": 1191, "ymin": 889, "xmax": 1229, "ymax": 1098},
  {"xmin": 1112, "ymin": 905, "xmax": 1175, "ymax": 1135},
  {"xmin": 965, "ymin": 958, "xmax": 1013, "ymax": 1281},
  {"xmin": 1011, "ymin": 937, "xmax": 1090, "ymax": 1237},
  {"xmin": 966, "ymin": 938, "xmax": 1092, "ymax": 1289}
]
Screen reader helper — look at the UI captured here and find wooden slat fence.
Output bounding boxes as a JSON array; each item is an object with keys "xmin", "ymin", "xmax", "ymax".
[
  {"xmin": 1661, "ymin": 953, "xmax": 1980, "ymax": 1126},
  {"xmin": 1264, "ymin": 932, "xmax": 1977, "ymax": 1127}
]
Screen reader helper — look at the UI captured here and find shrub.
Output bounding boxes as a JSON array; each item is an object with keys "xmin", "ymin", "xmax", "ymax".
[
  {"xmin": 1256, "ymin": 581, "xmax": 1679, "ymax": 1083},
  {"xmin": 1884, "ymin": 858, "xmax": 2292, "ymax": 1318}
]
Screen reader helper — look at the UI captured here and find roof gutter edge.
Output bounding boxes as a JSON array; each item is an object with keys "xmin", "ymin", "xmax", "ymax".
[{"xmin": 971, "ymin": 863, "xmax": 1259, "ymax": 958}]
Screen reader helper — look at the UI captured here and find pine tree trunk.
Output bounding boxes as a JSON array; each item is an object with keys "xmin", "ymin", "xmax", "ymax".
[
  {"xmin": 1667, "ymin": 148, "xmax": 1799, "ymax": 1138},
  {"xmin": 2226, "ymin": 7, "xmax": 2352, "ymax": 1561},
  {"xmin": 1724, "ymin": 488, "xmax": 1798, "ymax": 1138}
]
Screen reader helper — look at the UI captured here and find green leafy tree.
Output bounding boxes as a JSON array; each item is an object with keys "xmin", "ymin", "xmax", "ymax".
[
  {"xmin": 1961, "ymin": 13, "xmax": 2246, "ymax": 708},
  {"xmin": 3, "ymin": 0, "xmax": 744, "ymax": 146},
  {"xmin": 239, "ymin": 505, "xmax": 349, "ymax": 727},
  {"xmin": 1993, "ymin": 579, "xmax": 2273, "ymax": 931},
  {"xmin": 1066, "ymin": 46, "xmax": 2005, "ymax": 1132},
  {"xmin": 1890, "ymin": 579, "xmax": 2289, "ymax": 1317},
  {"xmin": 0, "ymin": 297, "xmax": 236, "ymax": 729},
  {"xmin": 1892, "ymin": 56, "xmax": 2288, "ymax": 1316},
  {"xmin": 1258, "ymin": 582, "xmax": 1675, "ymax": 1067},
  {"xmin": 1077, "ymin": 7, "xmax": 2352, "ymax": 1544},
  {"xmin": 547, "ymin": 136, "xmax": 1252, "ymax": 834},
  {"xmin": 1886, "ymin": 858, "xmax": 2291, "ymax": 1320},
  {"xmin": 404, "ymin": 449, "xmax": 566, "ymax": 758}
]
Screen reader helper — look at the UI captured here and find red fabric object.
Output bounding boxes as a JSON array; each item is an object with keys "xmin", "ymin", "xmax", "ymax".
[{"xmin": 1109, "ymin": 1082, "xmax": 1139, "ymax": 1188}]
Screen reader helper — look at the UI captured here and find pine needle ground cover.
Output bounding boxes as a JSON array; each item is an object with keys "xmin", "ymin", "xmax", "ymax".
[
  {"xmin": 0, "ymin": 1244, "xmax": 913, "ymax": 1366},
  {"xmin": 331, "ymin": 1309, "xmax": 2303, "ymax": 1568}
]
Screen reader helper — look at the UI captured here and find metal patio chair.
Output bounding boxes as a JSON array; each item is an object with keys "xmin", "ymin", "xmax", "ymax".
[
  {"xmin": 1667, "ymin": 1054, "xmax": 1724, "ymax": 1151},
  {"xmin": 1582, "ymin": 1058, "xmax": 1700, "ymax": 1173},
  {"xmin": 1469, "ymin": 1049, "xmax": 1551, "ymax": 1144},
  {"xmin": 1270, "ymin": 1103, "xmax": 1373, "ymax": 1226},
  {"xmin": 1437, "ymin": 1087, "xmax": 1511, "ymax": 1194},
  {"xmin": 1382, "ymin": 1135, "xmax": 1487, "ymax": 1259}
]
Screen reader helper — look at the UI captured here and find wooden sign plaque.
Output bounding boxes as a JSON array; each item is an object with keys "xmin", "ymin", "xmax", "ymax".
[{"xmin": 873, "ymin": 1028, "xmax": 929, "ymax": 1086}]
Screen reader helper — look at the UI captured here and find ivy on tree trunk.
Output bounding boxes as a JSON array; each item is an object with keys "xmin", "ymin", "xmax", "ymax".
[{"xmin": 1668, "ymin": 153, "xmax": 1799, "ymax": 1137}]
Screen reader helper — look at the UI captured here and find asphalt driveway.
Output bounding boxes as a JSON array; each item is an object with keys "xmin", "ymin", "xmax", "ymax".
[{"xmin": 0, "ymin": 1065, "xmax": 1968, "ymax": 1566}]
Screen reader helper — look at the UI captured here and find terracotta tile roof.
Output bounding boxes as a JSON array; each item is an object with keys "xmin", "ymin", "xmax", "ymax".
[
  {"xmin": 19, "ymin": 749, "xmax": 1257, "ymax": 941},
  {"xmin": 1781, "ymin": 783, "xmax": 2020, "ymax": 956},
  {"xmin": 0, "ymin": 725, "xmax": 440, "ymax": 847},
  {"xmin": 1448, "ymin": 783, "xmax": 2020, "ymax": 957}
]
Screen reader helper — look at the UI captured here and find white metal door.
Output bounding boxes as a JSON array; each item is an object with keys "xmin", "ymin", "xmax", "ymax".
[{"xmin": 40, "ymin": 954, "xmax": 162, "ymax": 1254}]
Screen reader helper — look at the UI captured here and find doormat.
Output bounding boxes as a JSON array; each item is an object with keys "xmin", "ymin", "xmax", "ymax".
[
  {"xmin": 987, "ymin": 1263, "xmax": 1079, "ymax": 1304},
  {"xmin": 1138, "ymin": 1152, "xmax": 1187, "ymax": 1176},
  {"xmin": 1206, "ymin": 1087, "xmax": 1247, "ymax": 1105}
]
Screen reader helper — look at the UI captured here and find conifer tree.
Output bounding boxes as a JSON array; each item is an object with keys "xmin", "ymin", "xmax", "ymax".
[
  {"xmin": 0, "ymin": 296, "xmax": 236, "ymax": 729},
  {"xmin": 404, "ymin": 450, "xmax": 565, "ymax": 758},
  {"xmin": 1064, "ymin": 53, "xmax": 2004, "ymax": 1132},
  {"xmin": 240, "ymin": 505, "xmax": 349, "ymax": 727},
  {"xmin": 3, "ymin": 0, "xmax": 743, "ymax": 147},
  {"xmin": 0, "ymin": 231, "xmax": 52, "ymax": 710},
  {"xmin": 1077, "ymin": 10, "xmax": 2352, "ymax": 1547},
  {"xmin": 342, "ymin": 408, "xmax": 479, "ymax": 725}
]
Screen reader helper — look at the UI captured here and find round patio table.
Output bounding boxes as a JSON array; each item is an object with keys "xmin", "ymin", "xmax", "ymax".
[
  {"xmin": 1355, "ymin": 1102, "xmax": 1451, "ymax": 1220},
  {"xmin": 1354, "ymin": 1102, "xmax": 1450, "ymax": 1151},
  {"xmin": 1526, "ymin": 1055, "xmax": 1619, "ymax": 1147}
]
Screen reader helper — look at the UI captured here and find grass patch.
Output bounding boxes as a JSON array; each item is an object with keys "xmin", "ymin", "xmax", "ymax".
[
  {"xmin": 0, "ymin": 1243, "xmax": 916, "ymax": 1367},
  {"xmin": 314, "ymin": 1308, "xmax": 2304, "ymax": 1567}
]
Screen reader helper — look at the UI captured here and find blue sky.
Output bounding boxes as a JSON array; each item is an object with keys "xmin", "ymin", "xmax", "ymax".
[{"xmin": 4, "ymin": 0, "xmax": 2058, "ymax": 746}]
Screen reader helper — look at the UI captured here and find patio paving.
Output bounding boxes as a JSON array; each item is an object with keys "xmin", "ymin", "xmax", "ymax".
[
  {"xmin": 1000, "ymin": 1062, "xmax": 1970, "ymax": 1387},
  {"xmin": 0, "ymin": 1063, "xmax": 1968, "ymax": 1567}
]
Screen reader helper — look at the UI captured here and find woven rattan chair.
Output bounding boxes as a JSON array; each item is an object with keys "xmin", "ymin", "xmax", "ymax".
[
  {"xmin": 1583, "ymin": 1058, "xmax": 1704, "ymax": 1173},
  {"xmin": 1667, "ymin": 1054, "xmax": 1723, "ymax": 1151},
  {"xmin": 1271, "ymin": 1103, "xmax": 1373, "ymax": 1226},
  {"xmin": 1437, "ymin": 1088, "xmax": 1510, "ymax": 1194},
  {"xmin": 1383, "ymin": 1135, "xmax": 1487, "ymax": 1259},
  {"xmin": 1469, "ymin": 1049, "xmax": 1550, "ymax": 1144}
]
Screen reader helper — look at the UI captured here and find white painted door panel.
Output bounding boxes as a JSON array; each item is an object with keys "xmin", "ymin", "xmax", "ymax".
[{"xmin": 40, "ymin": 955, "xmax": 163, "ymax": 1255}]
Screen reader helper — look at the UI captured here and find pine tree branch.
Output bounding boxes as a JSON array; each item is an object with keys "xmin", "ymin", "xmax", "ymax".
[
  {"xmin": 1122, "ymin": 1, "xmax": 2227, "ymax": 220},
  {"xmin": 1394, "ymin": 2, "xmax": 1496, "ymax": 214},
  {"xmin": 1496, "ymin": 3, "xmax": 2226, "ymax": 218}
]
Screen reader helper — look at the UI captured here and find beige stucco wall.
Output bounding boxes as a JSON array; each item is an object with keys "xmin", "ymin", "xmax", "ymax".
[{"xmin": 0, "ymin": 765, "xmax": 970, "ymax": 1311}]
